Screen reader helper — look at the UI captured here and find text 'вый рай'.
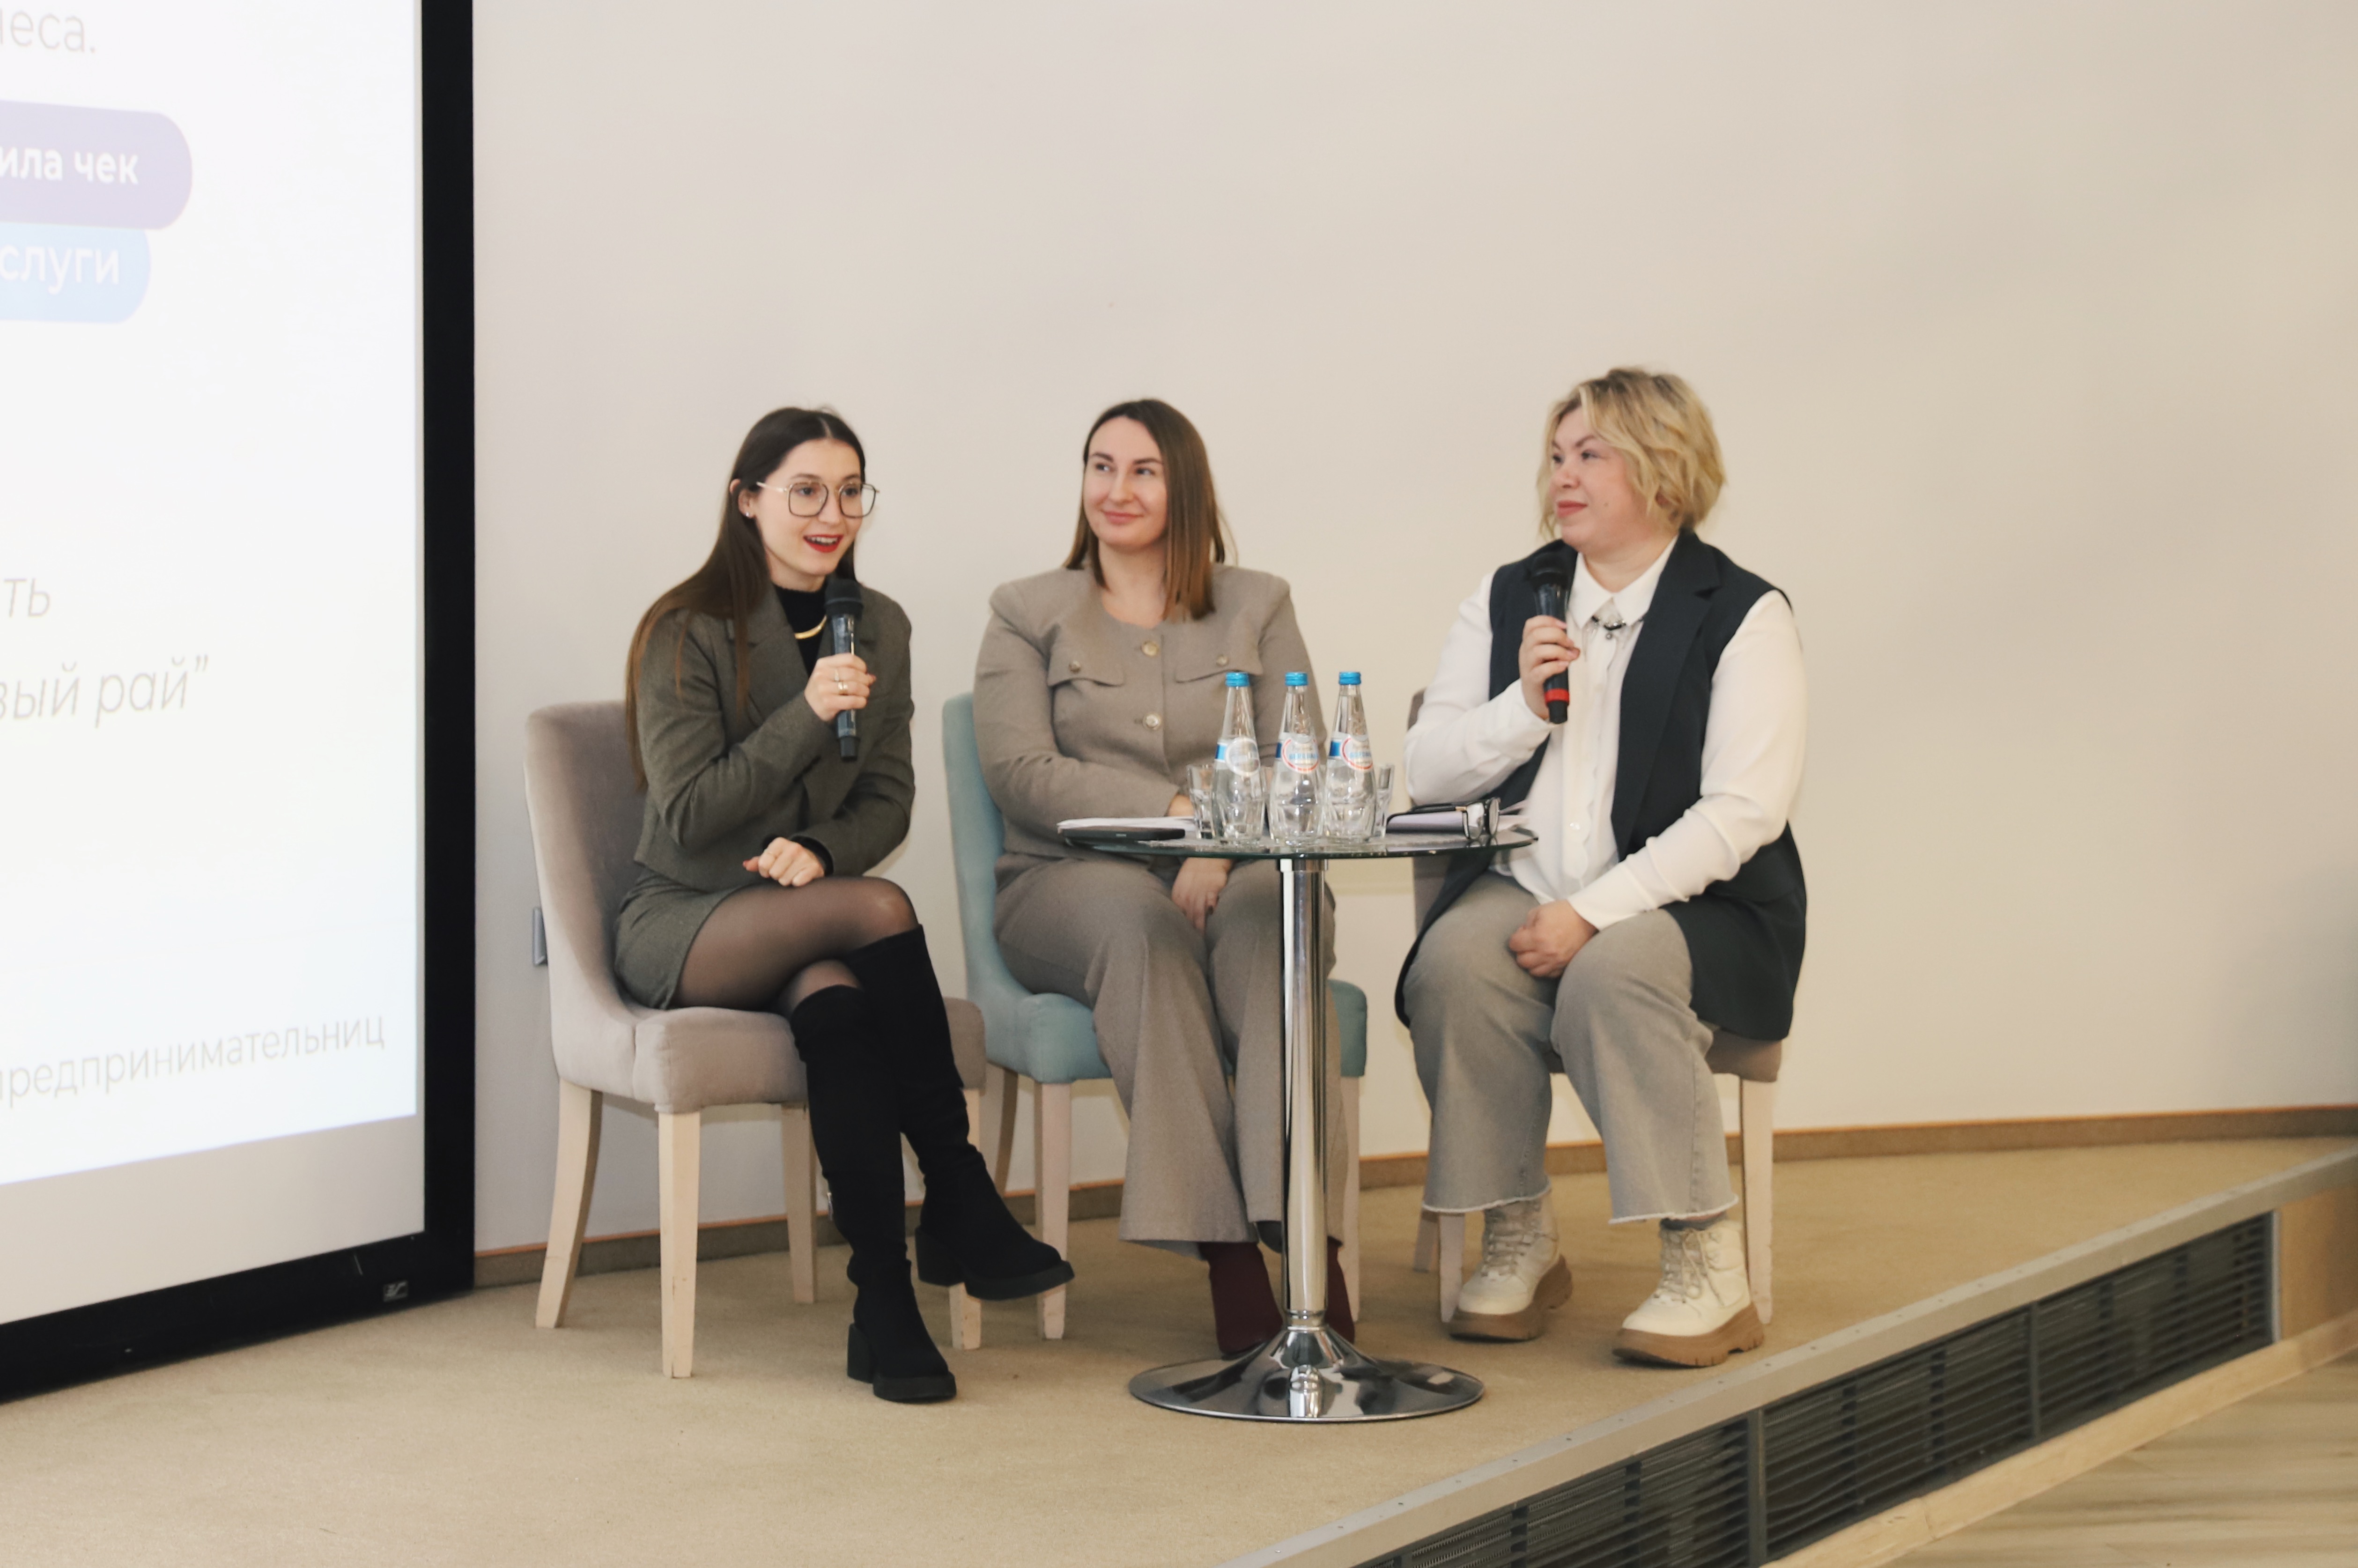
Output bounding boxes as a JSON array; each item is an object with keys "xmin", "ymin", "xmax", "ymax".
[{"xmin": 0, "ymin": 654, "xmax": 211, "ymax": 727}]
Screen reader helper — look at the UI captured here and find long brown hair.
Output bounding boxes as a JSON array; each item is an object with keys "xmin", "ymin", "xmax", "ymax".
[
  {"xmin": 624, "ymin": 407, "xmax": 866, "ymax": 787},
  {"xmin": 1062, "ymin": 398, "xmax": 1228, "ymax": 621}
]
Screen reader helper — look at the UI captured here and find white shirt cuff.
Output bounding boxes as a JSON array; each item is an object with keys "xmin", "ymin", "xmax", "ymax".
[{"xmin": 1567, "ymin": 865, "xmax": 1656, "ymax": 932}]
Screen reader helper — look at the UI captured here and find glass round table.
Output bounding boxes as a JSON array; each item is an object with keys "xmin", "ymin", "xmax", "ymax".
[{"xmin": 1060, "ymin": 823, "xmax": 1537, "ymax": 1423}]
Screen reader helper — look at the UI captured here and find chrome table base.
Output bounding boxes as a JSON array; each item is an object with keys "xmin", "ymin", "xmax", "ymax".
[
  {"xmin": 1064, "ymin": 844, "xmax": 1513, "ymax": 1425},
  {"xmin": 1129, "ymin": 1323, "xmax": 1484, "ymax": 1423},
  {"xmin": 1126, "ymin": 854, "xmax": 1484, "ymax": 1422}
]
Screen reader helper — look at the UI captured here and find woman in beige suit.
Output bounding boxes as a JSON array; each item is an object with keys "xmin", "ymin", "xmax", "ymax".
[
  {"xmin": 618, "ymin": 407, "xmax": 1067, "ymax": 1405},
  {"xmin": 974, "ymin": 398, "xmax": 1352, "ymax": 1353}
]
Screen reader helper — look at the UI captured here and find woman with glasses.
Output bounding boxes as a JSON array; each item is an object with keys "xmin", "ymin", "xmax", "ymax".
[
  {"xmin": 972, "ymin": 398, "xmax": 1353, "ymax": 1356},
  {"xmin": 617, "ymin": 407, "xmax": 1069, "ymax": 1405}
]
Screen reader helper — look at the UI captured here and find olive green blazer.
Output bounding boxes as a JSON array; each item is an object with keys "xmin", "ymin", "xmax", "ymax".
[
  {"xmin": 631, "ymin": 584, "xmax": 916, "ymax": 890},
  {"xmin": 972, "ymin": 564, "xmax": 1318, "ymax": 868}
]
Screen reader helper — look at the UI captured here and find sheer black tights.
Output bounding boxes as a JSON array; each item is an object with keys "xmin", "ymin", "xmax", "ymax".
[{"xmin": 673, "ymin": 877, "xmax": 916, "ymax": 1016}]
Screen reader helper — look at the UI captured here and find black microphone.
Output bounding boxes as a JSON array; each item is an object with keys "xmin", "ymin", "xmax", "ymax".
[
  {"xmin": 1524, "ymin": 559, "xmax": 1572, "ymax": 724},
  {"xmin": 822, "ymin": 575, "xmax": 864, "ymax": 761}
]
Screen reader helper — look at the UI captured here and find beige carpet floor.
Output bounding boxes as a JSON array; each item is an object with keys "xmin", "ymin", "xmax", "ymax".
[{"xmin": 0, "ymin": 1138, "xmax": 2343, "ymax": 1568}]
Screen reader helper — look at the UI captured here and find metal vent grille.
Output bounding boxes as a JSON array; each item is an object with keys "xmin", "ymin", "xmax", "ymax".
[
  {"xmin": 1398, "ymin": 1421, "xmax": 1752, "ymax": 1568},
  {"xmin": 1358, "ymin": 1215, "xmax": 2271, "ymax": 1568},
  {"xmin": 1762, "ymin": 1312, "xmax": 2032, "ymax": 1553},
  {"xmin": 2034, "ymin": 1218, "xmax": 2271, "ymax": 1436}
]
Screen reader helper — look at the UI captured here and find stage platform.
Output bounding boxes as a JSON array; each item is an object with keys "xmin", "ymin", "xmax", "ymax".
[{"xmin": 1, "ymin": 1136, "xmax": 2351, "ymax": 1568}]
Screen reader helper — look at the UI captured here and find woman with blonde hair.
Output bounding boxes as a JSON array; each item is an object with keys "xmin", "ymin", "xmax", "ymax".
[
  {"xmin": 973, "ymin": 398, "xmax": 1353, "ymax": 1354},
  {"xmin": 1399, "ymin": 369, "xmax": 1806, "ymax": 1366}
]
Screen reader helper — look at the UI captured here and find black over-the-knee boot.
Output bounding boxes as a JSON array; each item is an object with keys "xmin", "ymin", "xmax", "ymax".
[
  {"xmin": 786, "ymin": 984, "xmax": 954, "ymax": 1404},
  {"xmin": 841, "ymin": 927, "xmax": 1074, "ymax": 1301}
]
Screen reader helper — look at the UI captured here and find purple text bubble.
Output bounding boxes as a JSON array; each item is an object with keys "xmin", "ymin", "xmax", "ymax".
[{"xmin": 0, "ymin": 100, "xmax": 192, "ymax": 229}]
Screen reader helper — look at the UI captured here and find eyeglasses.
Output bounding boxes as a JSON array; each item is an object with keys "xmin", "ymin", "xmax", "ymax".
[{"xmin": 758, "ymin": 480, "xmax": 879, "ymax": 519}]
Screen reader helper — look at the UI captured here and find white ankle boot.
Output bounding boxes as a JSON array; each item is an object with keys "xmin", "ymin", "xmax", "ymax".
[
  {"xmin": 1614, "ymin": 1214, "xmax": 1765, "ymax": 1367},
  {"xmin": 1447, "ymin": 1192, "xmax": 1573, "ymax": 1342}
]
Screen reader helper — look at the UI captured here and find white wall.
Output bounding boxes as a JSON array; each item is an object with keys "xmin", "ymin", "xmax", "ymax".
[{"xmin": 472, "ymin": 1, "xmax": 2358, "ymax": 1251}]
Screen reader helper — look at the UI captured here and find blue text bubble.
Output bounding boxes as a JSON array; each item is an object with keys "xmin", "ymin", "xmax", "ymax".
[{"xmin": 0, "ymin": 222, "xmax": 151, "ymax": 321}]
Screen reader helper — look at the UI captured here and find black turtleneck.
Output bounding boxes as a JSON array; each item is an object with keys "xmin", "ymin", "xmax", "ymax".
[{"xmin": 776, "ymin": 585, "xmax": 828, "ymax": 674}]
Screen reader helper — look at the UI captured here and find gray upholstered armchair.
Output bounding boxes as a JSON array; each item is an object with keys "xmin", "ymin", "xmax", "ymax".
[{"xmin": 523, "ymin": 700, "xmax": 990, "ymax": 1376}]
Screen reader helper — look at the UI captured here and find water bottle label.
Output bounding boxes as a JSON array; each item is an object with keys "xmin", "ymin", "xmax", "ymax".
[
  {"xmin": 1343, "ymin": 734, "xmax": 1373, "ymax": 771},
  {"xmin": 1220, "ymin": 738, "xmax": 1259, "ymax": 773},
  {"xmin": 1281, "ymin": 736, "xmax": 1319, "ymax": 773}
]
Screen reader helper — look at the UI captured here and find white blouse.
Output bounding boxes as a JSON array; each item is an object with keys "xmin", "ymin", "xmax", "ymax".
[{"xmin": 1402, "ymin": 540, "xmax": 1807, "ymax": 932}]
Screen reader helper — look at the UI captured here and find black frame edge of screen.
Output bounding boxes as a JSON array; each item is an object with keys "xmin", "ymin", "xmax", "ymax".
[{"xmin": 0, "ymin": 0, "xmax": 477, "ymax": 1406}]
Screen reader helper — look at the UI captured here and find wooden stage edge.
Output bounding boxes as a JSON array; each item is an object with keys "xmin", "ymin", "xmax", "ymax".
[
  {"xmin": 1775, "ymin": 1308, "xmax": 2358, "ymax": 1568},
  {"xmin": 473, "ymin": 1103, "xmax": 2358, "ymax": 1288},
  {"xmin": 1226, "ymin": 1149, "xmax": 2358, "ymax": 1568}
]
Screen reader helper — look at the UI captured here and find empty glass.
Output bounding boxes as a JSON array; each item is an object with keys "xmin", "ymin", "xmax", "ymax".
[
  {"xmin": 1185, "ymin": 762, "xmax": 1217, "ymax": 839},
  {"xmin": 1369, "ymin": 764, "xmax": 1394, "ymax": 839}
]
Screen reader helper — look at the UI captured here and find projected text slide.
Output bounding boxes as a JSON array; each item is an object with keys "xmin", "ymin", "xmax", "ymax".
[{"xmin": 0, "ymin": 4, "xmax": 421, "ymax": 1191}]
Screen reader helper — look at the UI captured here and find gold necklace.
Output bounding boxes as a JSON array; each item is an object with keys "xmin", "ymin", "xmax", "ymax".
[{"xmin": 791, "ymin": 619, "xmax": 823, "ymax": 641}]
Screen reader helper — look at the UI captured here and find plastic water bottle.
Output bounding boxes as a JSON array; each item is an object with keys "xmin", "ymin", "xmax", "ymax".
[
  {"xmin": 1322, "ymin": 671, "xmax": 1374, "ymax": 840},
  {"xmin": 1213, "ymin": 671, "xmax": 1263, "ymax": 842},
  {"xmin": 1271, "ymin": 672, "xmax": 1323, "ymax": 843}
]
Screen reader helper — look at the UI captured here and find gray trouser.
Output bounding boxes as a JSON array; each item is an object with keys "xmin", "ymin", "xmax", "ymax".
[
  {"xmin": 1404, "ymin": 874, "xmax": 1733, "ymax": 1225},
  {"xmin": 995, "ymin": 856, "xmax": 1344, "ymax": 1254}
]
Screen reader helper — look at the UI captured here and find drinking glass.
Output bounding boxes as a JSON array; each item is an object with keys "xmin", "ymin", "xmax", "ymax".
[
  {"xmin": 1370, "ymin": 764, "xmax": 1394, "ymax": 839},
  {"xmin": 1231, "ymin": 767, "xmax": 1267, "ymax": 843},
  {"xmin": 1185, "ymin": 763, "xmax": 1217, "ymax": 840}
]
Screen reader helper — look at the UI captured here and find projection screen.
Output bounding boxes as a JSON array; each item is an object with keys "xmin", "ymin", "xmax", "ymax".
[{"xmin": 0, "ymin": 1, "xmax": 437, "ymax": 1332}]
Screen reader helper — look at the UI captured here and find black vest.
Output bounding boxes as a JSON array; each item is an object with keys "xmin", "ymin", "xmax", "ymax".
[{"xmin": 1396, "ymin": 531, "xmax": 1807, "ymax": 1041}]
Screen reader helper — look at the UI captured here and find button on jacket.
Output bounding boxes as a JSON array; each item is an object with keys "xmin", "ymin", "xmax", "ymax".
[{"xmin": 974, "ymin": 565, "xmax": 1318, "ymax": 872}]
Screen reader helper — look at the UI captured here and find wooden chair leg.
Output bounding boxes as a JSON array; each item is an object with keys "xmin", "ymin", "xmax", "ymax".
[
  {"xmin": 949, "ymin": 1087, "xmax": 985, "ymax": 1351},
  {"xmin": 1740, "ymin": 1078, "xmax": 1776, "ymax": 1325},
  {"xmin": 1340, "ymin": 1077, "xmax": 1363, "ymax": 1317},
  {"xmin": 1413, "ymin": 1209, "xmax": 1440, "ymax": 1273},
  {"xmin": 535, "ymin": 1080, "xmax": 601, "ymax": 1329},
  {"xmin": 1436, "ymin": 1212, "xmax": 1467, "ymax": 1325},
  {"xmin": 981, "ymin": 1063, "xmax": 1018, "ymax": 1189},
  {"xmin": 658, "ymin": 1109, "xmax": 701, "ymax": 1378},
  {"xmin": 1035, "ymin": 1080, "xmax": 1072, "ymax": 1340},
  {"xmin": 781, "ymin": 1103, "xmax": 818, "ymax": 1307}
]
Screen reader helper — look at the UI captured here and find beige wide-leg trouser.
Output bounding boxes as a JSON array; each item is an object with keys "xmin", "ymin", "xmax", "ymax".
[
  {"xmin": 1405, "ymin": 873, "xmax": 1735, "ymax": 1225},
  {"xmin": 995, "ymin": 856, "xmax": 1345, "ymax": 1256}
]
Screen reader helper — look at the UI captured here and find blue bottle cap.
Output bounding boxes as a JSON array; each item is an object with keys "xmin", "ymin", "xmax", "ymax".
[
  {"xmin": 1225, "ymin": 671, "xmax": 1249, "ymax": 687},
  {"xmin": 1285, "ymin": 671, "xmax": 1308, "ymax": 686},
  {"xmin": 1338, "ymin": 671, "xmax": 1361, "ymax": 685}
]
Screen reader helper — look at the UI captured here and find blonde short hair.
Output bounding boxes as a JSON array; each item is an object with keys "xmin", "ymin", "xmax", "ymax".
[{"xmin": 1540, "ymin": 368, "xmax": 1725, "ymax": 533}]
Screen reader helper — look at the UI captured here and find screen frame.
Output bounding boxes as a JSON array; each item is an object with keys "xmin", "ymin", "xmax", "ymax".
[{"xmin": 0, "ymin": 0, "xmax": 475, "ymax": 1404}]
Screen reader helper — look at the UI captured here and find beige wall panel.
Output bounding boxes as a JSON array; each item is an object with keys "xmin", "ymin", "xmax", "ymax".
[{"xmin": 472, "ymin": 2, "xmax": 2358, "ymax": 1249}]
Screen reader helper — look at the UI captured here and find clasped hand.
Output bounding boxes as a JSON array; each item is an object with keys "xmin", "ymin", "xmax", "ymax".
[
  {"xmin": 744, "ymin": 837, "xmax": 827, "ymax": 888},
  {"xmin": 1507, "ymin": 899, "xmax": 1597, "ymax": 979}
]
